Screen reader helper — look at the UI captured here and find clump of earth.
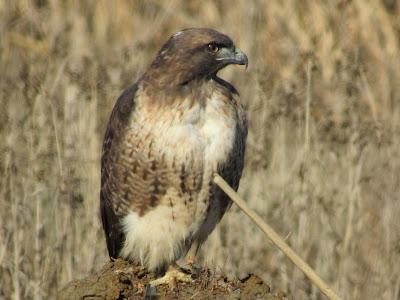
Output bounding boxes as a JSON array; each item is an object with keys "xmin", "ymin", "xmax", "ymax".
[{"xmin": 57, "ymin": 259, "xmax": 293, "ymax": 299}]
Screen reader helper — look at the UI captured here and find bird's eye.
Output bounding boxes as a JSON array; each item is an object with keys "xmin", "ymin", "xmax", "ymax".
[{"xmin": 208, "ymin": 44, "xmax": 219, "ymax": 53}]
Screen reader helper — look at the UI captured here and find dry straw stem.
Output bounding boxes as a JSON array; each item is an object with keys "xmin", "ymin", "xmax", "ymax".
[{"xmin": 213, "ymin": 173, "xmax": 342, "ymax": 300}]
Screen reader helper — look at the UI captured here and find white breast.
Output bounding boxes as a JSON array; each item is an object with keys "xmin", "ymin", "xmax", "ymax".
[
  {"xmin": 201, "ymin": 93, "xmax": 237, "ymax": 170},
  {"xmin": 119, "ymin": 90, "xmax": 238, "ymax": 271}
]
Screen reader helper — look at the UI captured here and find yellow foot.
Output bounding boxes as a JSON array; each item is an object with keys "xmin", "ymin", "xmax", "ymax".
[{"xmin": 149, "ymin": 263, "xmax": 195, "ymax": 294}]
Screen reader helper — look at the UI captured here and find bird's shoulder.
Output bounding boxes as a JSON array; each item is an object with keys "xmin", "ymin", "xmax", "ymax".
[
  {"xmin": 101, "ymin": 81, "xmax": 139, "ymax": 186},
  {"xmin": 107, "ymin": 82, "xmax": 139, "ymax": 134}
]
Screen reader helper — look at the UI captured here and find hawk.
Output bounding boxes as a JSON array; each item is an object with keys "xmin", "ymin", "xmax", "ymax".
[{"xmin": 100, "ymin": 28, "xmax": 248, "ymax": 287}]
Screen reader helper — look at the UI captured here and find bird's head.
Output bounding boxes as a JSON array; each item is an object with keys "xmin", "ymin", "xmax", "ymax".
[{"xmin": 144, "ymin": 28, "xmax": 248, "ymax": 86}]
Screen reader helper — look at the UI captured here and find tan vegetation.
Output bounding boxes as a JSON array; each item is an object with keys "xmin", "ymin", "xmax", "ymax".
[{"xmin": 1, "ymin": 0, "xmax": 399, "ymax": 299}]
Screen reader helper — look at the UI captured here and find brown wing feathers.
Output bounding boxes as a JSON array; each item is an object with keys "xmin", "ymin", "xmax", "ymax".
[{"xmin": 100, "ymin": 83, "xmax": 138, "ymax": 259}]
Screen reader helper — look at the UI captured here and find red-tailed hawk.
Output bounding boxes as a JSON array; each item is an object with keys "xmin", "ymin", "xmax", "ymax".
[{"xmin": 100, "ymin": 28, "xmax": 248, "ymax": 287}]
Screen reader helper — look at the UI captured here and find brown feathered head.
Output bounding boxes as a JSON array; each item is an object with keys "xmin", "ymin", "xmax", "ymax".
[{"xmin": 142, "ymin": 28, "xmax": 248, "ymax": 86}]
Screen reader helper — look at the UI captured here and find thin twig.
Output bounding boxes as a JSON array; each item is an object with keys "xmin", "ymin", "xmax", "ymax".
[
  {"xmin": 213, "ymin": 173, "xmax": 342, "ymax": 300},
  {"xmin": 305, "ymin": 57, "xmax": 312, "ymax": 154}
]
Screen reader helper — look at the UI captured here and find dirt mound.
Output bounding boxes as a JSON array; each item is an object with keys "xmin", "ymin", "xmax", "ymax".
[{"xmin": 57, "ymin": 259, "xmax": 292, "ymax": 299}]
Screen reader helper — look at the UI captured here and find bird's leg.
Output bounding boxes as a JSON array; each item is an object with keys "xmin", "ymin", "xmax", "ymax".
[{"xmin": 149, "ymin": 263, "xmax": 195, "ymax": 293}]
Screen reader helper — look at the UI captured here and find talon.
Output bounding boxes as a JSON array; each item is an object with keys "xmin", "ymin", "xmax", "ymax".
[
  {"xmin": 145, "ymin": 285, "xmax": 157, "ymax": 297},
  {"xmin": 169, "ymin": 275, "xmax": 178, "ymax": 294},
  {"xmin": 149, "ymin": 263, "xmax": 195, "ymax": 293},
  {"xmin": 191, "ymin": 273, "xmax": 198, "ymax": 280},
  {"xmin": 172, "ymin": 287, "xmax": 179, "ymax": 295}
]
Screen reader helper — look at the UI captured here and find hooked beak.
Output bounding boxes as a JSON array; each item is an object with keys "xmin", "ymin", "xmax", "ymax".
[{"xmin": 217, "ymin": 47, "xmax": 248, "ymax": 70}]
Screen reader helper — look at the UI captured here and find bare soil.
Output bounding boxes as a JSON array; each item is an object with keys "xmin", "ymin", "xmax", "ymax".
[{"xmin": 57, "ymin": 259, "xmax": 293, "ymax": 300}]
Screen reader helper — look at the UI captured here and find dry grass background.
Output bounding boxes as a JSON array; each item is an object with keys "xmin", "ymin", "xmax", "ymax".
[{"xmin": 1, "ymin": 0, "xmax": 399, "ymax": 299}]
